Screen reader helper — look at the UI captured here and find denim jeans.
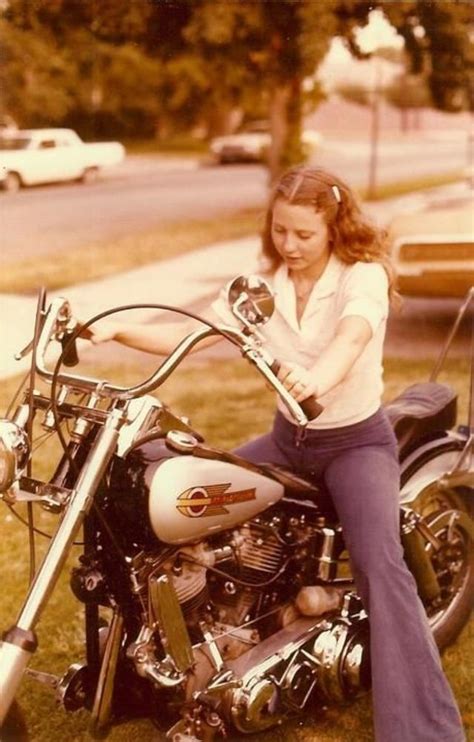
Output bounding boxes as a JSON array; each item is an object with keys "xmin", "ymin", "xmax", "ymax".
[{"xmin": 235, "ymin": 408, "xmax": 465, "ymax": 742}]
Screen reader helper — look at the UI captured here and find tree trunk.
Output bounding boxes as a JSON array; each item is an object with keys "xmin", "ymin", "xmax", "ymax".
[
  {"xmin": 268, "ymin": 83, "xmax": 291, "ymax": 183},
  {"xmin": 206, "ymin": 103, "xmax": 241, "ymax": 138},
  {"xmin": 268, "ymin": 78, "xmax": 304, "ymax": 184}
]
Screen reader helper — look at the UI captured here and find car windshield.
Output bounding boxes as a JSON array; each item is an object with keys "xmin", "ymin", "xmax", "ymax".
[{"xmin": 0, "ymin": 137, "xmax": 31, "ymax": 150}]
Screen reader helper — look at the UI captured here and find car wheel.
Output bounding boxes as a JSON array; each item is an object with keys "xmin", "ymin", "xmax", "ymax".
[
  {"xmin": 80, "ymin": 167, "xmax": 99, "ymax": 184},
  {"xmin": 1, "ymin": 172, "xmax": 21, "ymax": 193}
]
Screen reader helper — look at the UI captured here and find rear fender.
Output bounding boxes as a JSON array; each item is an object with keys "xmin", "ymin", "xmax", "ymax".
[{"xmin": 400, "ymin": 432, "xmax": 472, "ymax": 505}]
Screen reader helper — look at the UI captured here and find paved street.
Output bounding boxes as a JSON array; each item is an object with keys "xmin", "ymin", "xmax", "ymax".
[{"xmin": 0, "ymin": 130, "xmax": 470, "ymax": 263}]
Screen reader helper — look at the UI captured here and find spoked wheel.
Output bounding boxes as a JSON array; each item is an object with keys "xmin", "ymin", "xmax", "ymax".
[
  {"xmin": 411, "ymin": 484, "xmax": 473, "ymax": 650},
  {"xmin": 425, "ymin": 501, "xmax": 473, "ymax": 650},
  {"xmin": 401, "ymin": 440, "xmax": 473, "ymax": 649},
  {"xmin": 1, "ymin": 701, "xmax": 29, "ymax": 741}
]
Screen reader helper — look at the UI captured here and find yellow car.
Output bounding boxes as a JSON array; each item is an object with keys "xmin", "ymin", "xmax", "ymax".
[{"xmin": 389, "ymin": 189, "xmax": 474, "ymax": 298}]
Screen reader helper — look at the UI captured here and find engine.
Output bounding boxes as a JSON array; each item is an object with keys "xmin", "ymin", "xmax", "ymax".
[
  {"xmin": 129, "ymin": 513, "xmax": 298, "ymax": 634},
  {"xmin": 122, "ymin": 508, "xmax": 371, "ymax": 737}
]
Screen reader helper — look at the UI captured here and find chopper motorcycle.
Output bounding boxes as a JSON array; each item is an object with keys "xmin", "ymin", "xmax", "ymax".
[{"xmin": 0, "ymin": 277, "xmax": 472, "ymax": 741}]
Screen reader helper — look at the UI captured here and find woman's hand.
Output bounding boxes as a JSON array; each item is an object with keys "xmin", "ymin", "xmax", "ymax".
[
  {"xmin": 276, "ymin": 362, "xmax": 318, "ymax": 402},
  {"xmin": 78, "ymin": 320, "xmax": 120, "ymax": 345}
]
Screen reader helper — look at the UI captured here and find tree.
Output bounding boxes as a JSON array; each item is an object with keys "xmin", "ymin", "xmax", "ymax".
[
  {"xmin": 1, "ymin": 0, "xmax": 472, "ymax": 174},
  {"xmin": 381, "ymin": 0, "xmax": 473, "ymax": 112},
  {"xmin": 336, "ymin": 82, "xmax": 372, "ymax": 107},
  {"xmin": 0, "ymin": 20, "xmax": 76, "ymax": 126},
  {"xmin": 0, "ymin": 0, "xmax": 164, "ymax": 136},
  {"xmin": 171, "ymin": 0, "xmax": 334, "ymax": 179},
  {"xmin": 385, "ymin": 73, "xmax": 433, "ymax": 131}
]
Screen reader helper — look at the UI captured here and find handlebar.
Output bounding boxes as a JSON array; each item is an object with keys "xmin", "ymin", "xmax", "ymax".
[{"xmin": 27, "ymin": 297, "xmax": 321, "ymax": 427}]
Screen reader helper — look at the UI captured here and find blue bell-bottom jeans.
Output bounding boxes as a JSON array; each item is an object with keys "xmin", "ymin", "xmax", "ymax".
[{"xmin": 234, "ymin": 408, "xmax": 465, "ymax": 742}]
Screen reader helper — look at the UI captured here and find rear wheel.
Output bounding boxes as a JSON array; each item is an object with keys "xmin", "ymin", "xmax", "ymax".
[
  {"xmin": 1, "ymin": 172, "xmax": 21, "ymax": 193},
  {"xmin": 80, "ymin": 167, "xmax": 99, "ymax": 184},
  {"xmin": 402, "ymin": 445, "xmax": 473, "ymax": 649}
]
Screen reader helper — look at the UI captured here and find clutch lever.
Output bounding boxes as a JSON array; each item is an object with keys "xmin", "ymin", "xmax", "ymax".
[
  {"xmin": 15, "ymin": 338, "xmax": 35, "ymax": 361},
  {"xmin": 15, "ymin": 299, "xmax": 78, "ymax": 365}
]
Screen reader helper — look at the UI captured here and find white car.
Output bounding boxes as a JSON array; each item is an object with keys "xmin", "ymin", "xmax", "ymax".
[
  {"xmin": 0, "ymin": 128, "xmax": 125, "ymax": 192},
  {"xmin": 210, "ymin": 121, "xmax": 321, "ymax": 164}
]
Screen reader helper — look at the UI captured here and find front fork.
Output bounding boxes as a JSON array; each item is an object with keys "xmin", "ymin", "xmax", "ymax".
[{"xmin": 0, "ymin": 408, "xmax": 126, "ymax": 724}]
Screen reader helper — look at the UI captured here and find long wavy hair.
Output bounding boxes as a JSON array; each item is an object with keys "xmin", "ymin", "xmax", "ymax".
[{"xmin": 261, "ymin": 166, "xmax": 397, "ymax": 301}]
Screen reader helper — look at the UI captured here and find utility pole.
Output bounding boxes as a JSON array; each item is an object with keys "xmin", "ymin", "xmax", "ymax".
[{"xmin": 367, "ymin": 57, "xmax": 381, "ymax": 200}]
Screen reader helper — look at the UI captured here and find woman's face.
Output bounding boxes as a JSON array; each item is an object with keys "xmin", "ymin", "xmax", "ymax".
[{"xmin": 271, "ymin": 198, "xmax": 330, "ymax": 278}]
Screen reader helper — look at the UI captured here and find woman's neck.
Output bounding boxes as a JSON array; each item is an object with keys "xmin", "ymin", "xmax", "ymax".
[{"xmin": 289, "ymin": 252, "xmax": 331, "ymax": 286}]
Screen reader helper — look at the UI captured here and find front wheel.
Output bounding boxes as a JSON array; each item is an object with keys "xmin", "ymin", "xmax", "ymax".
[
  {"xmin": 1, "ymin": 701, "xmax": 29, "ymax": 741},
  {"xmin": 402, "ymin": 444, "xmax": 473, "ymax": 650},
  {"xmin": 1, "ymin": 172, "xmax": 21, "ymax": 193}
]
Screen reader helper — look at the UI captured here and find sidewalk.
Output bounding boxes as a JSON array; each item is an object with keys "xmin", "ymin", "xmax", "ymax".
[
  {"xmin": 0, "ymin": 236, "xmax": 260, "ymax": 379},
  {"xmin": 0, "ymin": 182, "xmax": 468, "ymax": 380}
]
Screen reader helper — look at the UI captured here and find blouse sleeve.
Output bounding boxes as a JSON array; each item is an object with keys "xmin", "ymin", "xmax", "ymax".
[{"xmin": 339, "ymin": 262, "xmax": 389, "ymax": 335}]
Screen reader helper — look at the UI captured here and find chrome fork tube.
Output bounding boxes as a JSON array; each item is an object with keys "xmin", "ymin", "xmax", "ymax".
[{"xmin": 0, "ymin": 408, "xmax": 126, "ymax": 724}]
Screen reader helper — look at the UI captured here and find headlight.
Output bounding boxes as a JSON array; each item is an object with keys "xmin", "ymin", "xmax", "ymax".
[{"xmin": 0, "ymin": 420, "xmax": 29, "ymax": 493}]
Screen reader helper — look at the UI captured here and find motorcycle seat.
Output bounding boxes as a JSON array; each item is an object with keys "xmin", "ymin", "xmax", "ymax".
[{"xmin": 385, "ymin": 382, "xmax": 457, "ymax": 458}]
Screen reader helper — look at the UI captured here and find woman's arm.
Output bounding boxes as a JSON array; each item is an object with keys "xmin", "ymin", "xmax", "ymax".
[
  {"xmin": 277, "ymin": 315, "xmax": 372, "ymax": 402},
  {"xmin": 80, "ymin": 308, "xmax": 224, "ymax": 357}
]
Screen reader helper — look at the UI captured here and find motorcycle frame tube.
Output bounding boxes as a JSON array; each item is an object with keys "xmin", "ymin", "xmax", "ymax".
[{"xmin": 0, "ymin": 408, "xmax": 125, "ymax": 724}]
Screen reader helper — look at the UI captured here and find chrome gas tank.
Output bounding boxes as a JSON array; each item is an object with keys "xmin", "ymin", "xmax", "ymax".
[{"xmin": 147, "ymin": 453, "xmax": 284, "ymax": 544}]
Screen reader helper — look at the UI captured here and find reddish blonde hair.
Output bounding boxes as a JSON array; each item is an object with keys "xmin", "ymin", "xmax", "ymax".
[{"xmin": 261, "ymin": 166, "xmax": 397, "ymax": 300}]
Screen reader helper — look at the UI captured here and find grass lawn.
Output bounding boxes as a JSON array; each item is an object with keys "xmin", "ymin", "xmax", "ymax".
[
  {"xmin": 0, "ymin": 207, "xmax": 264, "ymax": 296},
  {"xmin": 0, "ymin": 169, "xmax": 465, "ymax": 296},
  {"xmin": 0, "ymin": 355, "xmax": 472, "ymax": 741}
]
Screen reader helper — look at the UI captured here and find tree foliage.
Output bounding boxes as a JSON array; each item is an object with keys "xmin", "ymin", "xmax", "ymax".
[{"xmin": 1, "ymin": 0, "xmax": 472, "ymax": 172}]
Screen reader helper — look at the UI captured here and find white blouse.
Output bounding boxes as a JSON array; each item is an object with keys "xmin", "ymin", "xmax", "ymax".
[{"xmin": 212, "ymin": 253, "xmax": 389, "ymax": 429}]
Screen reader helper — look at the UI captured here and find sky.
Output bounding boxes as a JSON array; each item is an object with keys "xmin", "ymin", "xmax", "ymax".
[
  {"xmin": 355, "ymin": 8, "xmax": 404, "ymax": 53},
  {"xmin": 318, "ymin": 10, "xmax": 405, "ymax": 90}
]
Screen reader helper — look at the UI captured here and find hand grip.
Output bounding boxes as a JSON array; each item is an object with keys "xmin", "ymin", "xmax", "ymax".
[
  {"xmin": 269, "ymin": 360, "xmax": 323, "ymax": 421},
  {"xmin": 60, "ymin": 329, "xmax": 79, "ymax": 367},
  {"xmin": 300, "ymin": 396, "xmax": 324, "ymax": 421}
]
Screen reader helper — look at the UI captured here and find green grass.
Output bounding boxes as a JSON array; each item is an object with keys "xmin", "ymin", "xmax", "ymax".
[
  {"xmin": 1, "ymin": 355, "xmax": 472, "ymax": 741},
  {"xmin": 360, "ymin": 169, "xmax": 464, "ymax": 201},
  {"xmin": 0, "ymin": 207, "xmax": 263, "ymax": 295},
  {"xmin": 1, "ymin": 161, "xmax": 466, "ymax": 296}
]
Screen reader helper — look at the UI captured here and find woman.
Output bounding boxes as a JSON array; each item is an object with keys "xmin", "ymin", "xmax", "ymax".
[{"xmin": 84, "ymin": 166, "xmax": 465, "ymax": 742}]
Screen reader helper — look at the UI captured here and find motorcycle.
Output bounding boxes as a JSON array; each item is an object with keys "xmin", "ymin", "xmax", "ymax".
[{"xmin": 0, "ymin": 278, "xmax": 472, "ymax": 741}]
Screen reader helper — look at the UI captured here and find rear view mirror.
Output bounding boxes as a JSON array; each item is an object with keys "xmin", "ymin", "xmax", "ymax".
[{"xmin": 227, "ymin": 275, "xmax": 275, "ymax": 327}]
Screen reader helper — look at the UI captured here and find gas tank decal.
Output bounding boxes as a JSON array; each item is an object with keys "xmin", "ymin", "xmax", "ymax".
[
  {"xmin": 147, "ymin": 456, "xmax": 285, "ymax": 544},
  {"xmin": 177, "ymin": 483, "xmax": 256, "ymax": 518}
]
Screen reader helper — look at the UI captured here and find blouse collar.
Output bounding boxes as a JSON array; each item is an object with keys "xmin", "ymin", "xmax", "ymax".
[{"xmin": 272, "ymin": 252, "xmax": 344, "ymax": 331}]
